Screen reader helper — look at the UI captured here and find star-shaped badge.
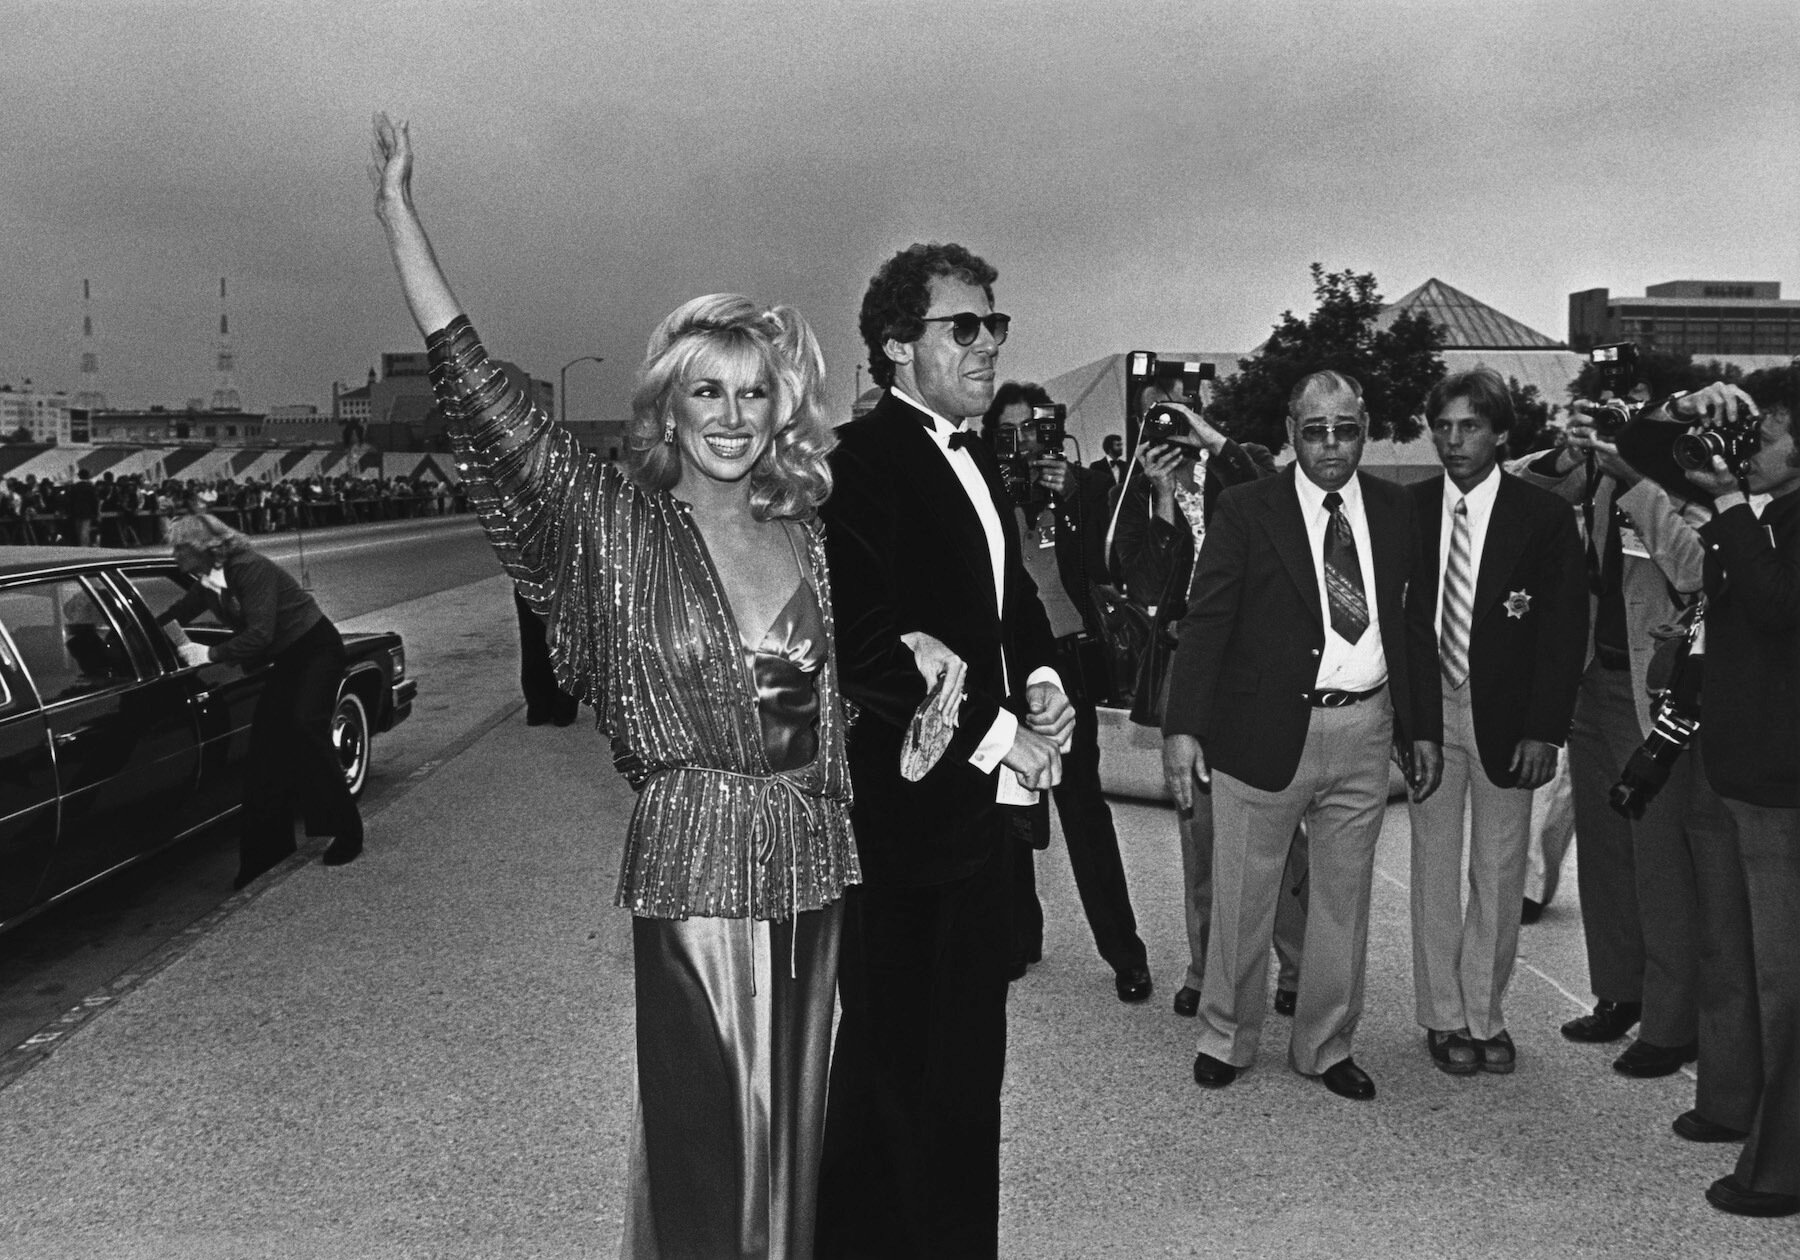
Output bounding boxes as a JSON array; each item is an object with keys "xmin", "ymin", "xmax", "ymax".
[{"xmin": 1504, "ymin": 589, "xmax": 1532, "ymax": 619}]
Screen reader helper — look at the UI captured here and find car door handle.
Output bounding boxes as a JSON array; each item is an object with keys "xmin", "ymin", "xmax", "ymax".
[
  {"xmin": 187, "ymin": 691, "xmax": 212, "ymax": 706},
  {"xmin": 52, "ymin": 730, "xmax": 83, "ymax": 748}
]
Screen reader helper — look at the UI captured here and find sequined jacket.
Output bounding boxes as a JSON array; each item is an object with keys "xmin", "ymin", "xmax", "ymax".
[{"xmin": 427, "ymin": 316, "xmax": 858, "ymax": 921}]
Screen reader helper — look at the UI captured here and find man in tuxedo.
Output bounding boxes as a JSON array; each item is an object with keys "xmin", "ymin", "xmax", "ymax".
[
  {"xmin": 1091, "ymin": 433, "xmax": 1127, "ymax": 486},
  {"xmin": 817, "ymin": 243, "xmax": 1073, "ymax": 1258},
  {"xmin": 1163, "ymin": 370, "xmax": 1442, "ymax": 1101},
  {"xmin": 1406, "ymin": 368, "xmax": 1587, "ymax": 1076}
]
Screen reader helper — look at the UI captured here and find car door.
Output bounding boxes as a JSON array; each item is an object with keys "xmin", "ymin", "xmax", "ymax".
[
  {"xmin": 0, "ymin": 575, "xmax": 201, "ymax": 902},
  {"xmin": 112, "ymin": 563, "xmax": 263, "ymax": 828},
  {"xmin": 0, "ymin": 617, "xmax": 59, "ymax": 926}
]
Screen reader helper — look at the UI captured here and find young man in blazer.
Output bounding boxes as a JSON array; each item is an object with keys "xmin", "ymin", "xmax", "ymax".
[
  {"xmin": 1406, "ymin": 369, "xmax": 1588, "ymax": 1076},
  {"xmin": 816, "ymin": 243, "xmax": 1073, "ymax": 1259},
  {"xmin": 1163, "ymin": 370, "xmax": 1443, "ymax": 1102}
]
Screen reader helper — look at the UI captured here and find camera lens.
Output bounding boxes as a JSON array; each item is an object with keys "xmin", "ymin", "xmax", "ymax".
[
  {"xmin": 1672, "ymin": 430, "xmax": 1723, "ymax": 472},
  {"xmin": 1143, "ymin": 403, "xmax": 1191, "ymax": 445}
]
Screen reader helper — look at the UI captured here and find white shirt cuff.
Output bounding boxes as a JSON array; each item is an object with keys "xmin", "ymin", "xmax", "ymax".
[{"xmin": 971, "ymin": 707, "xmax": 1017, "ymax": 773}]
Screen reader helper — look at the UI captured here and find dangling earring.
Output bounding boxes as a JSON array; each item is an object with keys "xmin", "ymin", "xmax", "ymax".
[{"xmin": 663, "ymin": 415, "xmax": 676, "ymax": 445}]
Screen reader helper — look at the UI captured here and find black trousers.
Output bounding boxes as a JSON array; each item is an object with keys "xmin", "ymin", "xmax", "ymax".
[
  {"xmin": 515, "ymin": 592, "xmax": 578, "ymax": 723},
  {"xmin": 239, "ymin": 618, "xmax": 361, "ymax": 872},
  {"xmin": 817, "ymin": 827, "xmax": 1011, "ymax": 1259},
  {"xmin": 1009, "ymin": 700, "xmax": 1148, "ymax": 976}
]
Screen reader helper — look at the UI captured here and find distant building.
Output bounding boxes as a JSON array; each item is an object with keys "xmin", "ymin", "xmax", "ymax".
[
  {"xmin": 85, "ymin": 405, "xmax": 266, "ymax": 446},
  {"xmin": 1569, "ymin": 280, "xmax": 1800, "ymax": 357},
  {"xmin": 341, "ymin": 354, "xmax": 554, "ymax": 451},
  {"xmin": 0, "ymin": 384, "xmax": 76, "ymax": 445}
]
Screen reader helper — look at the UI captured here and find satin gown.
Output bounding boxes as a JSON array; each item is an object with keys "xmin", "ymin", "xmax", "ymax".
[{"xmin": 626, "ymin": 574, "xmax": 839, "ymax": 1260}]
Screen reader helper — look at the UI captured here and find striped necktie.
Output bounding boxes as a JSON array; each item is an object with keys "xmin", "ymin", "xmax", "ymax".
[
  {"xmin": 1321, "ymin": 491, "xmax": 1369, "ymax": 644},
  {"xmin": 1441, "ymin": 498, "xmax": 1473, "ymax": 688}
]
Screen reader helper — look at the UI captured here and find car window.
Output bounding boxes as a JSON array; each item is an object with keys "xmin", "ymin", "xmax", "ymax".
[
  {"xmin": 115, "ymin": 568, "xmax": 216, "ymax": 662},
  {"xmin": 0, "ymin": 579, "xmax": 140, "ymax": 704}
]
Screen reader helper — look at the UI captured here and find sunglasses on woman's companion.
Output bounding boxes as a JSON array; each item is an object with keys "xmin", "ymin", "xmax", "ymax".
[{"xmin": 920, "ymin": 312, "xmax": 1011, "ymax": 346}]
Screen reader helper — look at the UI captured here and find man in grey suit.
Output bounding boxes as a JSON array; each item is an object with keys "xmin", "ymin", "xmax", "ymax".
[{"xmin": 1163, "ymin": 370, "xmax": 1442, "ymax": 1101}]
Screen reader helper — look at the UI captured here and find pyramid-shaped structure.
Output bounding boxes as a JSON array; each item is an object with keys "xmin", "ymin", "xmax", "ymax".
[{"xmin": 1374, "ymin": 278, "xmax": 1564, "ymax": 350}]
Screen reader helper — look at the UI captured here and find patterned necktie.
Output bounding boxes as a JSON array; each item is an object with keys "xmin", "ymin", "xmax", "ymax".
[
  {"xmin": 1321, "ymin": 491, "xmax": 1369, "ymax": 644},
  {"xmin": 1440, "ymin": 499, "xmax": 1473, "ymax": 688}
]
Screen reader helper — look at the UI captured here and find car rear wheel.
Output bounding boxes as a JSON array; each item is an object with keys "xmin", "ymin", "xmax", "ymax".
[{"xmin": 333, "ymin": 688, "xmax": 370, "ymax": 798}]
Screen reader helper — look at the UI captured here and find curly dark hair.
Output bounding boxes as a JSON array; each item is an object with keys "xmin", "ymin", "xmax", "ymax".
[
  {"xmin": 859, "ymin": 243, "xmax": 998, "ymax": 390},
  {"xmin": 978, "ymin": 380, "xmax": 1053, "ymax": 446}
]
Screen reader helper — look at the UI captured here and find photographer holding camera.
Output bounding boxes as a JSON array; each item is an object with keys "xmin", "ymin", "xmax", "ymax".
[
  {"xmin": 1109, "ymin": 374, "xmax": 1307, "ymax": 1020},
  {"xmin": 979, "ymin": 381, "xmax": 1152, "ymax": 1003},
  {"xmin": 1663, "ymin": 372, "xmax": 1799, "ymax": 1218},
  {"xmin": 1510, "ymin": 379, "xmax": 1731, "ymax": 1089}
]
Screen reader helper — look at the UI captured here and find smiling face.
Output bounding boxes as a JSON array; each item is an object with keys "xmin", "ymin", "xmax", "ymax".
[
  {"xmin": 1288, "ymin": 382, "xmax": 1367, "ymax": 493},
  {"xmin": 1429, "ymin": 394, "xmax": 1503, "ymax": 494},
  {"xmin": 668, "ymin": 343, "xmax": 778, "ymax": 490},
  {"xmin": 888, "ymin": 274, "xmax": 999, "ymax": 420}
]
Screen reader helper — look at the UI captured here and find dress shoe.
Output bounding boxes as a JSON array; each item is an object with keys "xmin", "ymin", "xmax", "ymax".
[
  {"xmin": 321, "ymin": 823, "xmax": 365, "ymax": 867},
  {"xmin": 1475, "ymin": 1030, "xmax": 1515, "ymax": 1075},
  {"xmin": 1426, "ymin": 1028, "xmax": 1479, "ymax": 1076},
  {"xmin": 1673, "ymin": 1109, "xmax": 1749, "ymax": 1143},
  {"xmin": 1319, "ymin": 1058, "xmax": 1376, "ymax": 1101},
  {"xmin": 1172, "ymin": 986, "xmax": 1200, "ymax": 1018},
  {"xmin": 1115, "ymin": 967, "xmax": 1153, "ymax": 1003},
  {"xmin": 1273, "ymin": 988, "xmax": 1297, "ymax": 1017},
  {"xmin": 1706, "ymin": 1175, "xmax": 1800, "ymax": 1218},
  {"xmin": 1560, "ymin": 1000, "xmax": 1640, "ymax": 1043},
  {"xmin": 1612, "ymin": 1038, "xmax": 1697, "ymax": 1078},
  {"xmin": 1520, "ymin": 897, "xmax": 1543, "ymax": 925},
  {"xmin": 1192, "ymin": 1051, "xmax": 1238, "ymax": 1088}
]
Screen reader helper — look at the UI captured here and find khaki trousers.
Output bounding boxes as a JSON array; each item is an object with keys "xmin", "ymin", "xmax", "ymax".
[
  {"xmin": 1407, "ymin": 681, "xmax": 1533, "ymax": 1041},
  {"xmin": 1196, "ymin": 689, "xmax": 1393, "ymax": 1077}
]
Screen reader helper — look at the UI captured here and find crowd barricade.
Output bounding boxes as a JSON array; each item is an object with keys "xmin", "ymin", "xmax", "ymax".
[{"xmin": 0, "ymin": 493, "xmax": 469, "ymax": 549}]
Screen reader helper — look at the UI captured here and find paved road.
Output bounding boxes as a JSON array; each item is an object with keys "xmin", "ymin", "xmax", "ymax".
[{"xmin": 0, "ymin": 518, "xmax": 511, "ymax": 1054}]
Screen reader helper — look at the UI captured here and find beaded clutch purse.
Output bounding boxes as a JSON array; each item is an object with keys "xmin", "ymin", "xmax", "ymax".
[{"xmin": 900, "ymin": 676, "xmax": 958, "ymax": 782}]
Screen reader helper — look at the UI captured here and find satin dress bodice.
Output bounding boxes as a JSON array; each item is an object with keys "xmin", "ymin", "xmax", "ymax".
[{"xmin": 743, "ymin": 579, "xmax": 826, "ymax": 774}]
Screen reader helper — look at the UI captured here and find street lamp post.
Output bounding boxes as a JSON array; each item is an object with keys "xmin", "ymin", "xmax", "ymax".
[{"xmin": 559, "ymin": 354, "xmax": 605, "ymax": 428}]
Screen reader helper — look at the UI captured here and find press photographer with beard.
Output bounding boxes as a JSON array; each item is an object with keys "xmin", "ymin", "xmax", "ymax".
[
  {"xmin": 980, "ymin": 381, "xmax": 1153, "ymax": 1003},
  {"xmin": 1663, "ymin": 373, "xmax": 1800, "ymax": 1218}
]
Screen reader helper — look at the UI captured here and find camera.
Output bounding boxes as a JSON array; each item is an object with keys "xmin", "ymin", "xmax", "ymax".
[
  {"xmin": 1127, "ymin": 352, "xmax": 1215, "ymax": 447},
  {"xmin": 1672, "ymin": 410, "xmax": 1762, "ymax": 477},
  {"xmin": 995, "ymin": 403, "xmax": 1067, "ymax": 509},
  {"xmin": 1609, "ymin": 616, "xmax": 1702, "ymax": 820},
  {"xmin": 1579, "ymin": 343, "xmax": 1644, "ymax": 438}
]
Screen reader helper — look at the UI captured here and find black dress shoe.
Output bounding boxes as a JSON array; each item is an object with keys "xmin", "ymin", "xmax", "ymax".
[
  {"xmin": 1520, "ymin": 897, "xmax": 1543, "ymax": 925},
  {"xmin": 1673, "ymin": 1109, "xmax": 1749, "ymax": 1143},
  {"xmin": 321, "ymin": 823, "xmax": 364, "ymax": 867},
  {"xmin": 1706, "ymin": 1175, "xmax": 1800, "ymax": 1218},
  {"xmin": 1172, "ymin": 986, "xmax": 1200, "ymax": 1017},
  {"xmin": 1115, "ymin": 967, "xmax": 1153, "ymax": 1003},
  {"xmin": 1612, "ymin": 1038, "xmax": 1697, "ymax": 1078},
  {"xmin": 1192, "ymin": 1051, "xmax": 1238, "ymax": 1088},
  {"xmin": 1273, "ymin": 988, "xmax": 1297, "ymax": 1016},
  {"xmin": 1561, "ymin": 1000, "xmax": 1641, "ymax": 1043},
  {"xmin": 1427, "ymin": 1028, "xmax": 1480, "ymax": 1076},
  {"xmin": 1319, "ymin": 1058, "xmax": 1376, "ymax": 1101}
]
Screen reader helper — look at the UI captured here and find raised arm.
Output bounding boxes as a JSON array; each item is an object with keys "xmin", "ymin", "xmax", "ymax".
[{"xmin": 370, "ymin": 114, "xmax": 463, "ymax": 338}]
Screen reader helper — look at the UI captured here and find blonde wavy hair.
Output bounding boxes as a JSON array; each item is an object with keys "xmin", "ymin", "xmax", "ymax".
[
  {"xmin": 166, "ymin": 512, "xmax": 251, "ymax": 566},
  {"xmin": 623, "ymin": 294, "xmax": 834, "ymax": 521}
]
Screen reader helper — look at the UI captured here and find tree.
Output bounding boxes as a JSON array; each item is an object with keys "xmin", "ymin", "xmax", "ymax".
[
  {"xmin": 1207, "ymin": 265, "xmax": 1446, "ymax": 451},
  {"xmin": 1507, "ymin": 377, "xmax": 1555, "ymax": 455},
  {"xmin": 3, "ymin": 426, "xmax": 33, "ymax": 445}
]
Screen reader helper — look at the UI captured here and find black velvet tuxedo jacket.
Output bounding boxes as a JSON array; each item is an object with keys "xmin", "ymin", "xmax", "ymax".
[
  {"xmin": 821, "ymin": 391, "xmax": 1060, "ymax": 886},
  {"xmin": 1161, "ymin": 466, "xmax": 1442, "ymax": 793},
  {"xmin": 1410, "ymin": 471, "xmax": 1589, "ymax": 786}
]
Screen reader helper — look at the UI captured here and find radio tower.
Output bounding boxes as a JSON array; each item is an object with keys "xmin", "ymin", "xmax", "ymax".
[
  {"xmin": 209, "ymin": 276, "xmax": 242, "ymax": 411},
  {"xmin": 73, "ymin": 278, "xmax": 108, "ymax": 412}
]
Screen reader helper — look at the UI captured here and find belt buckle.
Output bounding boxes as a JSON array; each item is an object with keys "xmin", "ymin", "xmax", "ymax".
[{"xmin": 1321, "ymin": 690, "xmax": 1351, "ymax": 708}]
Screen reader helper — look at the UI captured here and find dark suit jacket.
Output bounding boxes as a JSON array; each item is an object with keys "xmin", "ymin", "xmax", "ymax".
[
  {"xmin": 1411, "ymin": 472, "xmax": 1588, "ymax": 786},
  {"xmin": 1699, "ymin": 493, "xmax": 1799, "ymax": 808},
  {"xmin": 822, "ymin": 392, "xmax": 1060, "ymax": 886},
  {"xmin": 1090, "ymin": 457, "xmax": 1126, "ymax": 487},
  {"xmin": 1161, "ymin": 466, "xmax": 1441, "ymax": 792}
]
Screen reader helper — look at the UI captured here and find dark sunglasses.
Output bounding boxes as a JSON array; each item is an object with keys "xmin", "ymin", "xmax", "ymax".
[
  {"xmin": 1298, "ymin": 422, "xmax": 1364, "ymax": 445},
  {"xmin": 921, "ymin": 312, "xmax": 1011, "ymax": 346}
]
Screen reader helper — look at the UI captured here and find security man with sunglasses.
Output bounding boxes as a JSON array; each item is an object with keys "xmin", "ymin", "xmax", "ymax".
[
  {"xmin": 817, "ymin": 243, "xmax": 1073, "ymax": 1259},
  {"xmin": 1163, "ymin": 370, "xmax": 1442, "ymax": 1103}
]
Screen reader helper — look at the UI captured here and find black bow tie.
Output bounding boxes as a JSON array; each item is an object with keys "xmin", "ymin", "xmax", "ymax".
[{"xmin": 947, "ymin": 431, "xmax": 973, "ymax": 452}]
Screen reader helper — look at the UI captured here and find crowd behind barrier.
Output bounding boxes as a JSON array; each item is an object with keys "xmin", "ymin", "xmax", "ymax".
[{"xmin": 0, "ymin": 470, "xmax": 472, "ymax": 547}]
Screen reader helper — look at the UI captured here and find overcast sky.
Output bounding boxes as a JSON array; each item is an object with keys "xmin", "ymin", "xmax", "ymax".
[{"xmin": 2, "ymin": 0, "xmax": 1794, "ymax": 424}]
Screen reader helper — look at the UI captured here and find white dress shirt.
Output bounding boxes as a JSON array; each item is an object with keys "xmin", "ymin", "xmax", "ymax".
[
  {"xmin": 1434, "ymin": 464, "xmax": 1501, "ymax": 639},
  {"xmin": 1294, "ymin": 469, "xmax": 1387, "ymax": 692},
  {"xmin": 891, "ymin": 386, "xmax": 1062, "ymax": 803}
]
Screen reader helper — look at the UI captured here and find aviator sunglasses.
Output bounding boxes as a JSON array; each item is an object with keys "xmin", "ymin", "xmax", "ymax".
[{"xmin": 920, "ymin": 312, "xmax": 1011, "ymax": 346}]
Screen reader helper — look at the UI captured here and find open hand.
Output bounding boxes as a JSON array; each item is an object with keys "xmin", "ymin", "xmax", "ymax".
[
  {"xmin": 1509, "ymin": 739, "xmax": 1558, "ymax": 790},
  {"xmin": 900, "ymin": 630, "xmax": 965, "ymax": 723},
  {"xmin": 369, "ymin": 112, "xmax": 416, "ymax": 228},
  {"xmin": 1408, "ymin": 740, "xmax": 1443, "ymax": 803},
  {"xmin": 1162, "ymin": 733, "xmax": 1209, "ymax": 811}
]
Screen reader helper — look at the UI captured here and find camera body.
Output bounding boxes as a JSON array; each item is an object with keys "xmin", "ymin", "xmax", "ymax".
[
  {"xmin": 995, "ymin": 403, "xmax": 1067, "ymax": 509},
  {"xmin": 1127, "ymin": 351, "xmax": 1215, "ymax": 447},
  {"xmin": 1673, "ymin": 410, "xmax": 1762, "ymax": 477},
  {"xmin": 1582, "ymin": 342, "xmax": 1643, "ymax": 438}
]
